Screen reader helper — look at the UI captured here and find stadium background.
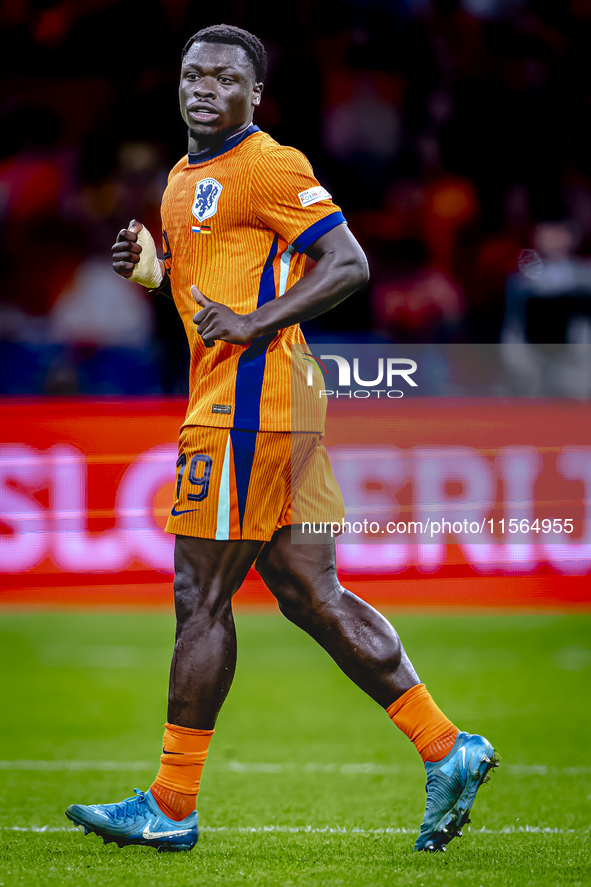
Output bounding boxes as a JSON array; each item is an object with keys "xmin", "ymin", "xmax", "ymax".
[
  {"xmin": 1, "ymin": 0, "xmax": 591, "ymax": 608},
  {"xmin": 1, "ymin": 5, "xmax": 590, "ymax": 886}
]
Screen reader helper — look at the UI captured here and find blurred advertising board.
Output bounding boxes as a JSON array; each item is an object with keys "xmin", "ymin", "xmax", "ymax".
[{"xmin": 1, "ymin": 396, "xmax": 590, "ymax": 609}]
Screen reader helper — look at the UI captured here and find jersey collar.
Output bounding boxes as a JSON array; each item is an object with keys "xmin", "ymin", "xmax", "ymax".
[{"xmin": 187, "ymin": 124, "xmax": 260, "ymax": 165}]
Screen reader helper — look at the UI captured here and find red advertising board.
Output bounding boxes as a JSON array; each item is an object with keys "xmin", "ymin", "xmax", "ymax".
[{"xmin": 1, "ymin": 397, "xmax": 590, "ymax": 609}]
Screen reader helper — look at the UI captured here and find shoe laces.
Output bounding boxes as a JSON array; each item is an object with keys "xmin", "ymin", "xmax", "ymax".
[{"xmin": 112, "ymin": 788, "xmax": 147, "ymax": 822}]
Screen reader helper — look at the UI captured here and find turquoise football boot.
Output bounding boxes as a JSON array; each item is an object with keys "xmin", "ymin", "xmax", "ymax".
[
  {"xmin": 414, "ymin": 731, "xmax": 499, "ymax": 852},
  {"xmin": 66, "ymin": 788, "xmax": 198, "ymax": 852}
]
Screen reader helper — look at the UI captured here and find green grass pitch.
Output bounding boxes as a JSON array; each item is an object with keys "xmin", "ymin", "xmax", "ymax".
[{"xmin": 0, "ymin": 607, "xmax": 590, "ymax": 886}]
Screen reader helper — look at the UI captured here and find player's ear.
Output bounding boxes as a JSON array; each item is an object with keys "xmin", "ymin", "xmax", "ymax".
[{"xmin": 253, "ymin": 82, "xmax": 263, "ymax": 105}]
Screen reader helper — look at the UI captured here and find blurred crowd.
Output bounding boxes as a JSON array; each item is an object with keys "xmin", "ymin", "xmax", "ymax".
[{"xmin": 2, "ymin": 0, "xmax": 591, "ymax": 395}]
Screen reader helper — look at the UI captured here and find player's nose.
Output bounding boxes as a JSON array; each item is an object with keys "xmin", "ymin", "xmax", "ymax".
[{"xmin": 194, "ymin": 78, "xmax": 216, "ymax": 97}]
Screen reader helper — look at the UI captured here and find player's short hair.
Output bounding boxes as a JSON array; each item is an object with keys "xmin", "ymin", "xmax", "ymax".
[{"xmin": 182, "ymin": 24, "xmax": 267, "ymax": 83}]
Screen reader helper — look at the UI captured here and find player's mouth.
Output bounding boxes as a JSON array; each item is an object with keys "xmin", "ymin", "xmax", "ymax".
[{"xmin": 188, "ymin": 105, "xmax": 219, "ymax": 123}]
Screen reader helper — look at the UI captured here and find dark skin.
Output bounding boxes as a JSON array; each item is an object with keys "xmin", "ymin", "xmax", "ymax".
[
  {"xmin": 170, "ymin": 531, "xmax": 419, "ymax": 728},
  {"xmin": 113, "ymin": 41, "xmax": 420, "ymax": 730}
]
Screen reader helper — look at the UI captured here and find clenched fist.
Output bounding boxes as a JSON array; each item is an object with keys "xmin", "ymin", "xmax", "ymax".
[{"xmin": 112, "ymin": 220, "xmax": 164, "ymax": 289}]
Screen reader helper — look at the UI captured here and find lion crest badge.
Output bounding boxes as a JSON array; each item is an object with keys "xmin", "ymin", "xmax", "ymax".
[{"xmin": 192, "ymin": 178, "xmax": 223, "ymax": 222}]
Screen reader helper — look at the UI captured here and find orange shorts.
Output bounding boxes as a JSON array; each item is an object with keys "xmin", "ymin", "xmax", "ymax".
[{"xmin": 165, "ymin": 425, "xmax": 345, "ymax": 542}]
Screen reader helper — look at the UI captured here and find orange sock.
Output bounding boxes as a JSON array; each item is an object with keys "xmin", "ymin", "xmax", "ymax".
[
  {"xmin": 387, "ymin": 683, "xmax": 459, "ymax": 763},
  {"xmin": 150, "ymin": 723, "xmax": 214, "ymax": 822}
]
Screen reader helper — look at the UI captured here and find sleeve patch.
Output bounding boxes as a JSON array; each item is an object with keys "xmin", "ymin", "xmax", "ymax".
[{"xmin": 298, "ymin": 186, "xmax": 332, "ymax": 207}]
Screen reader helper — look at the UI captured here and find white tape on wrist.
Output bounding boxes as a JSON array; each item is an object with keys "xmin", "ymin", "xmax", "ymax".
[{"xmin": 129, "ymin": 223, "xmax": 164, "ymax": 289}]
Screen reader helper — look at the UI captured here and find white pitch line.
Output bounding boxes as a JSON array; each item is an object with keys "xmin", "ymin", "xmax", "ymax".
[
  {"xmin": 1, "ymin": 760, "xmax": 590, "ymax": 776},
  {"xmin": 0, "ymin": 761, "xmax": 154, "ymax": 771},
  {"xmin": 226, "ymin": 762, "xmax": 404, "ymax": 774},
  {"xmin": 3, "ymin": 826, "xmax": 77, "ymax": 833},
  {"xmin": 0, "ymin": 825, "xmax": 582, "ymax": 836},
  {"xmin": 201, "ymin": 825, "xmax": 580, "ymax": 836},
  {"xmin": 0, "ymin": 761, "xmax": 402, "ymax": 774}
]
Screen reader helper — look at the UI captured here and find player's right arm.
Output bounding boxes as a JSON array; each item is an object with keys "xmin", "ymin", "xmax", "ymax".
[{"xmin": 192, "ymin": 224, "xmax": 368, "ymax": 346}]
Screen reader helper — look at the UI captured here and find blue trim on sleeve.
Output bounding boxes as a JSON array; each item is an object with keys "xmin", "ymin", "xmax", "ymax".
[{"xmin": 291, "ymin": 211, "xmax": 346, "ymax": 254}]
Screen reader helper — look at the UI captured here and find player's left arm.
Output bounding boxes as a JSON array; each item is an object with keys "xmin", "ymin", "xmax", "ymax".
[{"xmin": 192, "ymin": 223, "xmax": 368, "ymax": 347}]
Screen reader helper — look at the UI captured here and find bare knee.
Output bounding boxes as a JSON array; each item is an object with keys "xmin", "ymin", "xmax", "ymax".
[
  {"xmin": 173, "ymin": 566, "xmax": 231, "ymax": 635},
  {"xmin": 172, "ymin": 534, "xmax": 260, "ymax": 633},
  {"xmin": 259, "ymin": 552, "xmax": 402, "ymax": 671},
  {"xmin": 257, "ymin": 553, "xmax": 366, "ymax": 647},
  {"xmin": 275, "ymin": 587, "xmax": 316, "ymax": 626},
  {"xmin": 256, "ymin": 558, "xmax": 307, "ymax": 621},
  {"xmin": 256, "ymin": 548, "xmax": 335, "ymax": 623}
]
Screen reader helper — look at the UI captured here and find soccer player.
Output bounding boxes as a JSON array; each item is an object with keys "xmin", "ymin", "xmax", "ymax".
[{"xmin": 66, "ymin": 24, "xmax": 498, "ymax": 854}]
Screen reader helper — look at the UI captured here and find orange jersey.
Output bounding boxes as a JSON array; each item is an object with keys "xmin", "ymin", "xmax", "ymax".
[{"xmin": 161, "ymin": 126, "xmax": 345, "ymax": 432}]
